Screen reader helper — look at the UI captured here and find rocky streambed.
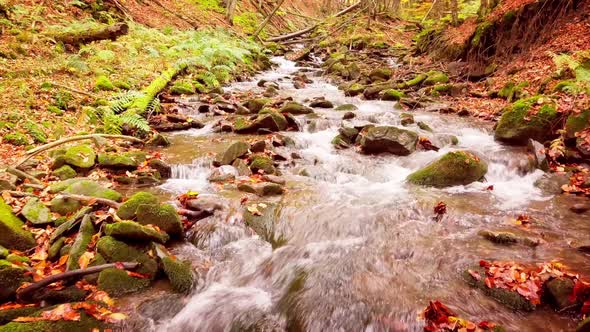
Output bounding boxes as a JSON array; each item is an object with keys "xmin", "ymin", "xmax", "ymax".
[{"xmin": 115, "ymin": 57, "xmax": 590, "ymax": 332}]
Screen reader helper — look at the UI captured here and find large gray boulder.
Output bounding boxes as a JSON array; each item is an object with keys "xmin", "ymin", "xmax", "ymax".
[{"xmin": 359, "ymin": 126, "xmax": 418, "ymax": 155}]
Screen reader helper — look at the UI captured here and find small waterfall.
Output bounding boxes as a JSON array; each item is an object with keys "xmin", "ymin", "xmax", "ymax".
[{"xmin": 159, "ymin": 159, "xmax": 211, "ymax": 194}]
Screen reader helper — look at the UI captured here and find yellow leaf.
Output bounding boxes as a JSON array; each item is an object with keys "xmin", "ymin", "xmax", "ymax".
[{"xmin": 78, "ymin": 251, "xmax": 95, "ymax": 269}]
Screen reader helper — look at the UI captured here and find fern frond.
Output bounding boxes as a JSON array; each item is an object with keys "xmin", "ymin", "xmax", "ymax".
[
  {"xmin": 118, "ymin": 112, "xmax": 151, "ymax": 133},
  {"xmin": 109, "ymin": 90, "xmax": 144, "ymax": 114}
]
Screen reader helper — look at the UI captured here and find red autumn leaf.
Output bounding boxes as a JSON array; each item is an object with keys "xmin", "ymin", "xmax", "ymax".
[
  {"xmin": 484, "ymin": 277, "xmax": 494, "ymax": 289},
  {"xmin": 126, "ymin": 271, "xmax": 149, "ymax": 279},
  {"xmin": 478, "ymin": 321, "xmax": 496, "ymax": 329}
]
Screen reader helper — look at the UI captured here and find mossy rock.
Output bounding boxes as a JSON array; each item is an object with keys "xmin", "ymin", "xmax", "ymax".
[
  {"xmin": 545, "ymin": 277, "xmax": 575, "ymax": 310},
  {"xmin": 66, "ymin": 215, "xmax": 95, "ymax": 271},
  {"xmin": 105, "ymin": 221, "xmax": 169, "ymax": 243},
  {"xmin": 97, "ymin": 152, "xmax": 145, "ymax": 169},
  {"xmin": 161, "ymin": 257, "xmax": 194, "ymax": 294},
  {"xmin": 494, "ymin": 96, "xmax": 559, "ymax": 145},
  {"xmin": 53, "ymin": 165, "xmax": 77, "ymax": 180},
  {"xmin": 96, "ymin": 236, "xmax": 158, "ymax": 277},
  {"xmin": 0, "ymin": 306, "xmax": 40, "ymax": 325},
  {"xmin": 21, "ymin": 197, "xmax": 51, "ymax": 225},
  {"xmin": 113, "ymin": 80, "xmax": 131, "ymax": 90},
  {"xmin": 135, "ymin": 204, "xmax": 183, "ymax": 237},
  {"xmin": 423, "ymin": 70, "xmax": 449, "ymax": 85},
  {"xmin": 32, "ymin": 285, "xmax": 88, "ymax": 304},
  {"xmin": 95, "ymin": 75, "xmax": 114, "ymax": 91},
  {"xmin": 281, "ymin": 102, "xmax": 313, "ymax": 115},
  {"xmin": 400, "ymin": 113, "xmax": 414, "ymax": 126},
  {"xmin": 463, "ymin": 267, "xmax": 535, "ymax": 311},
  {"xmin": 117, "ymin": 192, "xmax": 159, "ymax": 220},
  {"xmin": 3, "ymin": 132, "xmax": 29, "ymax": 146},
  {"xmin": 49, "ymin": 196, "xmax": 81, "ymax": 215},
  {"xmin": 401, "ymin": 73, "xmax": 427, "ymax": 88},
  {"xmin": 407, "ymin": 151, "xmax": 487, "ymax": 187},
  {"xmin": 331, "ymin": 134, "xmax": 351, "ymax": 149},
  {"xmin": 249, "ymin": 155, "xmax": 276, "ymax": 175},
  {"xmin": 63, "ymin": 145, "xmax": 96, "ymax": 168},
  {"xmin": 147, "ymin": 133, "xmax": 171, "ymax": 147},
  {"xmin": 61, "ymin": 179, "xmax": 122, "ymax": 201},
  {"xmin": 48, "ymin": 237, "xmax": 65, "ymax": 261},
  {"xmin": 5, "ymin": 254, "xmax": 28, "ymax": 264},
  {"xmin": 344, "ymin": 83, "xmax": 365, "ymax": 97},
  {"xmin": 0, "ymin": 198, "xmax": 36, "ymax": 250},
  {"xmin": 334, "ymin": 104, "xmax": 358, "ymax": 111},
  {"xmin": 243, "ymin": 98, "xmax": 270, "ymax": 113},
  {"xmin": 565, "ymin": 110, "xmax": 590, "ymax": 140},
  {"xmin": 98, "ymin": 268, "xmax": 150, "ymax": 297},
  {"xmin": 170, "ymin": 80, "xmax": 195, "ymax": 95},
  {"xmin": 417, "ymin": 121, "xmax": 433, "ymax": 132},
  {"xmin": 243, "ymin": 203, "xmax": 286, "ymax": 248},
  {"xmin": 369, "ymin": 68, "xmax": 392, "ymax": 82},
  {"xmin": 0, "ymin": 310, "xmax": 104, "ymax": 332},
  {"xmin": 215, "ymin": 141, "xmax": 250, "ymax": 166},
  {"xmin": 478, "ymin": 230, "xmax": 539, "ymax": 247},
  {"xmin": 0, "ymin": 261, "xmax": 31, "ymax": 302},
  {"xmin": 381, "ymin": 89, "xmax": 404, "ymax": 101}
]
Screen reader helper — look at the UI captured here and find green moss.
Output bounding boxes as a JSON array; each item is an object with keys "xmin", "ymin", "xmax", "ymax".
[
  {"xmin": 0, "ymin": 198, "xmax": 36, "ymax": 250},
  {"xmin": 424, "ymin": 70, "xmax": 449, "ymax": 85},
  {"xmin": 369, "ymin": 68, "xmax": 393, "ymax": 82},
  {"xmin": 66, "ymin": 215, "xmax": 95, "ymax": 270},
  {"xmin": 344, "ymin": 83, "xmax": 365, "ymax": 96},
  {"xmin": 249, "ymin": 155, "xmax": 276, "ymax": 175},
  {"xmin": 233, "ymin": 11, "xmax": 261, "ymax": 35},
  {"xmin": 170, "ymin": 80, "xmax": 195, "ymax": 95},
  {"xmin": 97, "ymin": 268, "xmax": 150, "ymax": 297},
  {"xmin": 554, "ymin": 80, "xmax": 583, "ymax": 94},
  {"xmin": 117, "ymin": 192, "xmax": 159, "ymax": 220},
  {"xmin": 0, "ymin": 310, "xmax": 104, "ymax": 332},
  {"xmin": 0, "ymin": 306, "xmax": 41, "ymax": 325},
  {"xmin": 66, "ymin": 180, "xmax": 122, "ymax": 201},
  {"xmin": 49, "ymin": 196, "xmax": 81, "ymax": 215},
  {"xmin": 162, "ymin": 257, "xmax": 194, "ymax": 293},
  {"xmin": 95, "ymin": 75, "xmax": 114, "ymax": 91},
  {"xmin": 195, "ymin": 71, "xmax": 220, "ymax": 89},
  {"xmin": 565, "ymin": 110, "xmax": 590, "ymax": 139},
  {"xmin": 113, "ymin": 80, "xmax": 131, "ymax": 90},
  {"xmin": 381, "ymin": 89, "xmax": 404, "ymax": 101},
  {"xmin": 135, "ymin": 204, "xmax": 183, "ymax": 237},
  {"xmin": 3, "ymin": 132, "xmax": 29, "ymax": 146},
  {"xmin": 21, "ymin": 197, "xmax": 51, "ymax": 225},
  {"xmin": 403, "ymin": 73, "xmax": 427, "ymax": 87},
  {"xmin": 407, "ymin": 151, "xmax": 488, "ymax": 187},
  {"xmin": 417, "ymin": 121, "xmax": 433, "ymax": 132},
  {"xmin": 0, "ymin": 261, "xmax": 31, "ymax": 302},
  {"xmin": 243, "ymin": 98, "xmax": 270, "ymax": 113},
  {"xmin": 48, "ymin": 237, "xmax": 65, "ymax": 261},
  {"xmin": 334, "ymin": 104, "xmax": 358, "ymax": 111},
  {"xmin": 53, "ymin": 165, "xmax": 77, "ymax": 180},
  {"xmin": 63, "ymin": 144, "xmax": 96, "ymax": 168},
  {"xmin": 280, "ymin": 102, "xmax": 313, "ymax": 115},
  {"xmin": 0, "ymin": 246, "xmax": 7, "ymax": 259},
  {"xmin": 105, "ymin": 221, "xmax": 169, "ymax": 243},
  {"xmin": 6, "ymin": 254, "xmax": 29, "ymax": 264},
  {"xmin": 96, "ymin": 236, "xmax": 158, "ymax": 277},
  {"xmin": 494, "ymin": 96, "xmax": 560, "ymax": 144},
  {"xmin": 97, "ymin": 152, "xmax": 145, "ymax": 168},
  {"xmin": 23, "ymin": 121, "xmax": 47, "ymax": 143},
  {"xmin": 471, "ymin": 21, "xmax": 493, "ymax": 47}
]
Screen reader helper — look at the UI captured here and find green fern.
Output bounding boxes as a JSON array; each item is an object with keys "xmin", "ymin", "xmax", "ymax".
[
  {"xmin": 118, "ymin": 112, "xmax": 150, "ymax": 133},
  {"xmin": 109, "ymin": 90, "xmax": 144, "ymax": 114}
]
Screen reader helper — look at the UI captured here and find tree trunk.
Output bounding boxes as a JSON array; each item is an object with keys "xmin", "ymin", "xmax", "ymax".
[{"xmin": 48, "ymin": 23, "xmax": 129, "ymax": 45}]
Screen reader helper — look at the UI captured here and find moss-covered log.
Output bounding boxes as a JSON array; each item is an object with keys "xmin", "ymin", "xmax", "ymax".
[{"xmin": 48, "ymin": 23, "xmax": 129, "ymax": 45}]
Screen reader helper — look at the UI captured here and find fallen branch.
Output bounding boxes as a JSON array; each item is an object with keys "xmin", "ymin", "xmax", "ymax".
[
  {"xmin": 17, "ymin": 262, "xmax": 139, "ymax": 303},
  {"xmin": 58, "ymin": 194, "xmax": 122, "ymax": 209},
  {"xmin": 6, "ymin": 167, "xmax": 43, "ymax": 186},
  {"xmin": 253, "ymin": 0, "xmax": 287, "ymax": 38},
  {"xmin": 0, "ymin": 190, "xmax": 38, "ymax": 197},
  {"xmin": 14, "ymin": 134, "xmax": 143, "ymax": 169},
  {"xmin": 49, "ymin": 82, "xmax": 98, "ymax": 98},
  {"xmin": 48, "ymin": 22, "xmax": 129, "ymax": 45}
]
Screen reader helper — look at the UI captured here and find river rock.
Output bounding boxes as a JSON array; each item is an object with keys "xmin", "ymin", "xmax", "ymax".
[
  {"xmin": 400, "ymin": 113, "xmax": 414, "ymax": 126},
  {"xmin": 249, "ymin": 155, "xmax": 276, "ymax": 174},
  {"xmin": 98, "ymin": 152, "xmax": 145, "ymax": 169},
  {"xmin": 407, "ymin": 151, "xmax": 488, "ymax": 187},
  {"xmin": 147, "ymin": 133, "xmax": 171, "ymax": 147},
  {"xmin": 381, "ymin": 89, "xmax": 404, "ymax": 101},
  {"xmin": 208, "ymin": 165, "xmax": 238, "ymax": 182},
  {"xmin": 281, "ymin": 101, "xmax": 314, "ymax": 115},
  {"xmin": 571, "ymin": 203, "xmax": 590, "ymax": 214},
  {"xmin": 21, "ymin": 197, "xmax": 52, "ymax": 225},
  {"xmin": 359, "ymin": 126, "xmax": 418, "ymax": 155},
  {"xmin": 49, "ymin": 179, "xmax": 122, "ymax": 215},
  {"xmin": 243, "ymin": 203, "xmax": 286, "ymax": 247},
  {"xmin": 148, "ymin": 159, "xmax": 172, "ymax": 179},
  {"xmin": 263, "ymin": 86, "xmax": 279, "ymax": 97},
  {"xmin": 262, "ymin": 174, "xmax": 286, "ymax": 185},
  {"xmin": 186, "ymin": 194, "xmax": 229, "ymax": 215},
  {"xmin": 63, "ymin": 144, "xmax": 96, "ymax": 169},
  {"xmin": 215, "ymin": 141, "xmax": 250, "ymax": 166},
  {"xmin": 309, "ymin": 97, "xmax": 334, "ymax": 109},
  {"xmin": 53, "ymin": 165, "xmax": 77, "ymax": 180},
  {"xmin": 545, "ymin": 278, "xmax": 575, "ymax": 310},
  {"xmin": 343, "ymin": 112, "xmax": 355, "ymax": 120},
  {"xmin": 136, "ymin": 203, "xmax": 183, "ymax": 237},
  {"xmin": 243, "ymin": 98, "xmax": 270, "ymax": 113},
  {"xmin": 335, "ymin": 104, "xmax": 358, "ymax": 112},
  {"xmin": 534, "ymin": 173, "xmax": 570, "ymax": 195},
  {"xmin": 478, "ymin": 230, "xmax": 539, "ymax": 247},
  {"xmin": 105, "ymin": 220, "xmax": 169, "ymax": 243},
  {"xmin": 527, "ymin": 139, "xmax": 549, "ymax": 171},
  {"xmin": 368, "ymin": 68, "xmax": 392, "ymax": 82},
  {"xmin": 97, "ymin": 236, "xmax": 158, "ymax": 278},
  {"xmin": 250, "ymin": 140, "xmax": 267, "ymax": 153},
  {"xmin": 494, "ymin": 96, "xmax": 560, "ymax": 145},
  {"xmin": 0, "ymin": 198, "xmax": 36, "ymax": 250},
  {"xmin": 344, "ymin": 83, "xmax": 365, "ymax": 97},
  {"xmin": 237, "ymin": 182, "xmax": 285, "ymax": 196}
]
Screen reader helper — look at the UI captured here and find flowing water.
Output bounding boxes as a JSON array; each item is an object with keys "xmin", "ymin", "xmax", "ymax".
[{"xmin": 125, "ymin": 58, "xmax": 590, "ymax": 332}]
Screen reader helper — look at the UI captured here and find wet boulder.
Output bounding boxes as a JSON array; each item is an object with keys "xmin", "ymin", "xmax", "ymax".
[
  {"xmin": 407, "ymin": 151, "xmax": 487, "ymax": 187},
  {"xmin": 21, "ymin": 197, "xmax": 52, "ymax": 225},
  {"xmin": 281, "ymin": 101, "xmax": 313, "ymax": 115},
  {"xmin": 154, "ymin": 244, "xmax": 194, "ymax": 294},
  {"xmin": 534, "ymin": 172, "xmax": 570, "ymax": 195},
  {"xmin": 98, "ymin": 268, "xmax": 151, "ymax": 296},
  {"xmin": 527, "ymin": 139, "xmax": 549, "ymax": 171},
  {"xmin": 463, "ymin": 267, "xmax": 536, "ymax": 311},
  {"xmin": 335, "ymin": 104, "xmax": 358, "ymax": 112},
  {"xmin": 400, "ymin": 113, "xmax": 414, "ymax": 126},
  {"xmin": 215, "ymin": 141, "xmax": 250, "ymax": 166},
  {"xmin": 147, "ymin": 133, "xmax": 171, "ymax": 147},
  {"xmin": 363, "ymin": 83, "xmax": 393, "ymax": 99},
  {"xmin": 564, "ymin": 110, "xmax": 589, "ymax": 141},
  {"xmin": 232, "ymin": 159, "xmax": 252, "ymax": 176},
  {"xmin": 423, "ymin": 70, "xmax": 449, "ymax": 85},
  {"xmin": 105, "ymin": 221, "xmax": 169, "ymax": 243},
  {"xmin": 243, "ymin": 203, "xmax": 286, "ymax": 248},
  {"xmin": 243, "ymin": 98, "xmax": 270, "ymax": 113},
  {"xmin": 344, "ymin": 83, "xmax": 365, "ymax": 97},
  {"xmin": 417, "ymin": 121, "xmax": 433, "ymax": 132},
  {"xmin": 359, "ymin": 126, "xmax": 418, "ymax": 155},
  {"xmin": 0, "ymin": 198, "xmax": 36, "ymax": 250},
  {"xmin": 494, "ymin": 96, "xmax": 560, "ymax": 145},
  {"xmin": 148, "ymin": 159, "xmax": 172, "ymax": 179},
  {"xmin": 185, "ymin": 194, "xmax": 229, "ymax": 215},
  {"xmin": 249, "ymin": 155, "xmax": 276, "ymax": 175},
  {"xmin": 309, "ymin": 97, "xmax": 334, "ymax": 109},
  {"xmin": 343, "ymin": 112, "xmax": 355, "ymax": 120},
  {"xmin": 545, "ymin": 278, "xmax": 575, "ymax": 310},
  {"xmin": 97, "ymin": 152, "xmax": 145, "ymax": 169},
  {"xmin": 208, "ymin": 165, "xmax": 237, "ymax": 182}
]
